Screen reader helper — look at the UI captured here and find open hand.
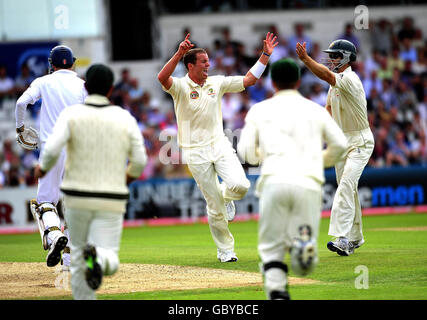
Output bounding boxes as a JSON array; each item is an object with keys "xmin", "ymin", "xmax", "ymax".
[
  {"xmin": 178, "ymin": 33, "xmax": 194, "ymax": 56},
  {"xmin": 263, "ymin": 32, "xmax": 278, "ymax": 56},
  {"xmin": 296, "ymin": 42, "xmax": 309, "ymax": 62}
]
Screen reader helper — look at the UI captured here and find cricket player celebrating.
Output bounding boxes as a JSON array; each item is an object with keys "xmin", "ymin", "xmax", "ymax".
[
  {"xmin": 238, "ymin": 58, "xmax": 347, "ymax": 299},
  {"xmin": 35, "ymin": 64, "xmax": 147, "ymax": 300},
  {"xmin": 157, "ymin": 33, "xmax": 278, "ymax": 262},
  {"xmin": 296, "ymin": 39, "xmax": 374, "ymax": 256},
  {"xmin": 15, "ymin": 45, "xmax": 87, "ymax": 268}
]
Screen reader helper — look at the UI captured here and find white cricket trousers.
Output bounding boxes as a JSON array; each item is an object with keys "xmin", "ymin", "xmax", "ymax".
[
  {"xmin": 65, "ymin": 208, "xmax": 124, "ymax": 300},
  {"xmin": 37, "ymin": 143, "xmax": 66, "ymax": 205},
  {"xmin": 37, "ymin": 143, "xmax": 67, "ymax": 242},
  {"xmin": 328, "ymin": 129, "xmax": 374, "ymax": 242},
  {"xmin": 258, "ymin": 178, "xmax": 322, "ymax": 294},
  {"xmin": 258, "ymin": 179, "xmax": 322, "ymax": 262},
  {"xmin": 182, "ymin": 136, "xmax": 250, "ymax": 253}
]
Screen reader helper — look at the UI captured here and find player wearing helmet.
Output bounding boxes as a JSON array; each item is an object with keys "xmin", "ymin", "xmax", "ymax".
[
  {"xmin": 15, "ymin": 45, "xmax": 87, "ymax": 269},
  {"xmin": 296, "ymin": 39, "xmax": 374, "ymax": 256}
]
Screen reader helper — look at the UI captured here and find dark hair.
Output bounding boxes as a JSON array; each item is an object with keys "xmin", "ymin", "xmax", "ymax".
[
  {"xmin": 85, "ymin": 64, "xmax": 114, "ymax": 96},
  {"xmin": 183, "ymin": 48, "xmax": 207, "ymax": 70},
  {"xmin": 270, "ymin": 58, "xmax": 301, "ymax": 90}
]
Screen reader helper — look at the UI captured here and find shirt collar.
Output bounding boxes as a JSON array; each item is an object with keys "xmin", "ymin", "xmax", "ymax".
[
  {"xmin": 52, "ymin": 69, "xmax": 77, "ymax": 76},
  {"xmin": 84, "ymin": 94, "xmax": 111, "ymax": 107},
  {"xmin": 340, "ymin": 66, "xmax": 352, "ymax": 74},
  {"xmin": 274, "ymin": 89, "xmax": 301, "ymax": 97},
  {"xmin": 185, "ymin": 73, "xmax": 212, "ymax": 88}
]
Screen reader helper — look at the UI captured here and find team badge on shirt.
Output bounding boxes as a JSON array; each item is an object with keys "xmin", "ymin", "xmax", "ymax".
[
  {"xmin": 190, "ymin": 91, "xmax": 199, "ymax": 99},
  {"xmin": 208, "ymin": 88, "xmax": 216, "ymax": 96}
]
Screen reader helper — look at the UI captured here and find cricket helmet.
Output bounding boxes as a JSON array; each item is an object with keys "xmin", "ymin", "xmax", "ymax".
[{"xmin": 322, "ymin": 39, "xmax": 356, "ymax": 72}]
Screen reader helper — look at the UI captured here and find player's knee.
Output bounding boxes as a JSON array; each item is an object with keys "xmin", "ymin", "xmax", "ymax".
[{"xmin": 229, "ymin": 179, "xmax": 250, "ymax": 199}]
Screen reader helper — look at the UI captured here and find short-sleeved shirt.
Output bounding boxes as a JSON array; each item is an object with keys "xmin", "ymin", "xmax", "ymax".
[
  {"xmin": 23, "ymin": 69, "xmax": 87, "ymax": 144},
  {"xmin": 327, "ymin": 66, "xmax": 369, "ymax": 133},
  {"xmin": 163, "ymin": 74, "xmax": 244, "ymax": 148}
]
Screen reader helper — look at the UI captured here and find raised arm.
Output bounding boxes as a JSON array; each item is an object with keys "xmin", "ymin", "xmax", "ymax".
[
  {"xmin": 157, "ymin": 33, "xmax": 194, "ymax": 90},
  {"xmin": 296, "ymin": 42, "xmax": 336, "ymax": 86},
  {"xmin": 243, "ymin": 32, "xmax": 278, "ymax": 88}
]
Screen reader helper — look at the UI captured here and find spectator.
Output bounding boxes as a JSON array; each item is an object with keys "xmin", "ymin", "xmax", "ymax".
[
  {"xmin": 386, "ymin": 130, "xmax": 411, "ymax": 166},
  {"xmin": 219, "ymin": 27, "xmax": 242, "ymax": 54},
  {"xmin": 400, "ymin": 37, "xmax": 418, "ymax": 63},
  {"xmin": 364, "ymin": 49, "xmax": 382, "ymax": 75},
  {"xmin": 114, "ymin": 68, "xmax": 132, "ymax": 92},
  {"xmin": 369, "ymin": 126, "xmax": 390, "ymax": 167},
  {"xmin": 247, "ymin": 77, "xmax": 269, "ymax": 103},
  {"xmin": 371, "ymin": 19, "xmax": 394, "ymax": 55},
  {"xmin": 310, "ymin": 42, "xmax": 322, "ymax": 63},
  {"xmin": 395, "ymin": 80, "xmax": 418, "ymax": 121},
  {"xmin": 288, "ymin": 23, "xmax": 313, "ymax": 57},
  {"xmin": 401, "ymin": 60, "xmax": 416, "ymax": 86},
  {"xmin": 309, "ymin": 82, "xmax": 328, "ymax": 106},
  {"xmin": 397, "ymin": 17, "xmax": 422, "ymax": 43},
  {"xmin": 380, "ymin": 79, "xmax": 397, "ymax": 110},
  {"xmin": 221, "ymin": 44, "xmax": 237, "ymax": 76},
  {"xmin": 268, "ymin": 25, "xmax": 289, "ymax": 63},
  {"xmin": 128, "ymin": 78, "xmax": 144, "ymax": 104},
  {"xmin": 14, "ymin": 64, "xmax": 35, "ymax": 97},
  {"xmin": 387, "ymin": 46, "xmax": 405, "ymax": 73},
  {"xmin": 0, "ymin": 65, "xmax": 15, "ymax": 108},
  {"xmin": 147, "ymin": 99, "xmax": 166, "ymax": 127},
  {"xmin": 377, "ymin": 57, "xmax": 393, "ymax": 81},
  {"xmin": 363, "ymin": 70, "xmax": 382, "ymax": 99}
]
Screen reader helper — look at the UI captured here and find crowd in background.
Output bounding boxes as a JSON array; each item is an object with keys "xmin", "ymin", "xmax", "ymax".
[{"xmin": 1, "ymin": 16, "xmax": 426, "ymax": 188}]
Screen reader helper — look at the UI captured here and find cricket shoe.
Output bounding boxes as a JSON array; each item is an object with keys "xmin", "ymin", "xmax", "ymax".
[
  {"xmin": 225, "ymin": 200, "xmax": 236, "ymax": 222},
  {"xmin": 270, "ymin": 290, "xmax": 291, "ymax": 300},
  {"xmin": 83, "ymin": 245, "xmax": 103, "ymax": 290},
  {"xmin": 351, "ymin": 239, "xmax": 365, "ymax": 249},
  {"xmin": 217, "ymin": 249, "xmax": 238, "ymax": 262},
  {"xmin": 327, "ymin": 237, "xmax": 354, "ymax": 256},
  {"xmin": 46, "ymin": 230, "xmax": 68, "ymax": 267},
  {"xmin": 290, "ymin": 225, "xmax": 318, "ymax": 276}
]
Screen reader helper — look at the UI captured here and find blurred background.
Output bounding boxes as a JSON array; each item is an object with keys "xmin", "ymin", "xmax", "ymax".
[{"xmin": 0, "ymin": 0, "xmax": 426, "ymax": 227}]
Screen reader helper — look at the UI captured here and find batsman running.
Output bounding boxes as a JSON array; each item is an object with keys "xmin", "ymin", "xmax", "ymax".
[
  {"xmin": 296, "ymin": 39, "xmax": 374, "ymax": 256},
  {"xmin": 15, "ymin": 45, "xmax": 87, "ymax": 269},
  {"xmin": 157, "ymin": 32, "xmax": 278, "ymax": 262}
]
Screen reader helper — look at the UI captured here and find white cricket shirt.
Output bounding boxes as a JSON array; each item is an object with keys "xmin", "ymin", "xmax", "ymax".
[
  {"xmin": 238, "ymin": 90, "xmax": 347, "ymax": 192},
  {"xmin": 327, "ymin": 66, "xmax": 370, "ymax": 133},
  {"xmin": 15, "ymin": 69, "xmax": 87, "ymax": 144},
  {"xmin": 162, "ymin": 74, "xmax": 244, "ymax": 148}
]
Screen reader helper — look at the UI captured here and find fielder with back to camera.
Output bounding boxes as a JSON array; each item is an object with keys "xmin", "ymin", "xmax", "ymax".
[
  {"xmin": 296, "ymin": 39, "xmax": 374, "ymax": 256},
  {"xmin": 15, "ymin": 45, "xmax": 87, "ymax": 269},
  {"xmin": 157, "ymin": 32, "xmax": 278, "ymax": 262},
  {"xmin": 238, "ymin": 58, "xmax": 347, "ymax": 299}
]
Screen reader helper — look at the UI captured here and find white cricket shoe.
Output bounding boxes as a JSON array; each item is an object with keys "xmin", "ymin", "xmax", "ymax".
[
  {"xmin": 217, "ymin": 249, "xmax": 238, "ymax": 262},
  {"xmin": 351, "ymin": 239, "xmax": 365, "ymax": 249},
  {"xmin": 327, "ymin": 237, "xmax": 354, "ymax": 256},
  {"xmin": 225, "ymin": 200, "xmax": 236, "ymax": 222},
  {"xmin": 46, "ymin": 230, "xmax": 68, "ymax": 267}
]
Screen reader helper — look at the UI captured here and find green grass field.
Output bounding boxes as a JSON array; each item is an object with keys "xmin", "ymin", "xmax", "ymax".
[{"xmin": 1, "ymin": 212, "xmax": 426, "ymax": 300}]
